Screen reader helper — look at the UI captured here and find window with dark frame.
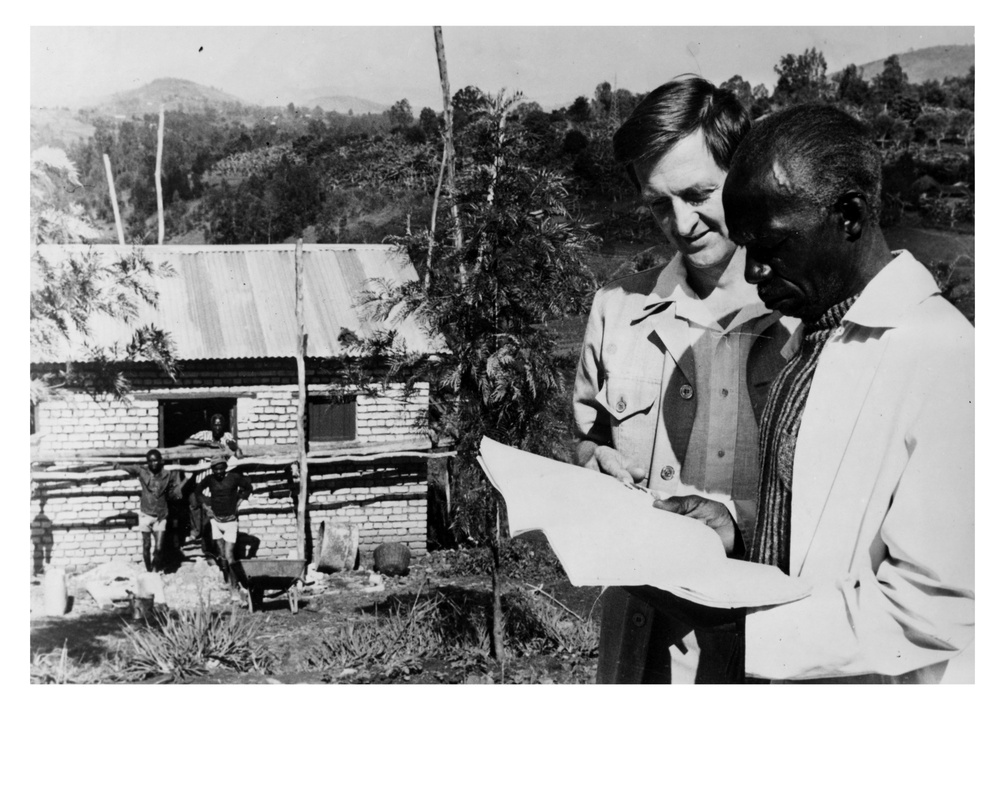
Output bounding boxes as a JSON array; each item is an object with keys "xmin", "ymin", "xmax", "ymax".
[
  {"xmin": 159, "ymin": 398, "xmax": 238, "ymax": 448},
  {"xmin": 308, "ymin": 394, "xmax": 356, "ymax": 442}
]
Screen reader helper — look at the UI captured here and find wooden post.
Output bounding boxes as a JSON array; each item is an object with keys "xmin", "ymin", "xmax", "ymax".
[
  {"xmin": 155, "ymin": 104, "xmax": 165, "ymax": 245},
  {"xmin": 295, "ymin": 239, "xmax": 308, "ymax": 561},
  {"xmin": 102, "ymin": 154, "xmax": 125, "ymax": 245},
  {"xmin": 433, "ymin": 26, "xmax": 464, "ymax": 281}
]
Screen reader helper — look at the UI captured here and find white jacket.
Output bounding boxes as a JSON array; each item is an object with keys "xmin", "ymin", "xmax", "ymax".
[{"xmin": 746, "ymin": 251, "xmax": 975, "ymax": 683}]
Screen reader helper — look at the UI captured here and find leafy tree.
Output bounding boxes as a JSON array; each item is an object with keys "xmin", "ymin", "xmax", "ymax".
[
  {"xmin": 872, "ymin": 55, "xmax": 911, "ymax": 107},
  {"xmin": 452, "ymin": 86, "xmax": 488, "ymax": 132},
  {"xmin": 720, "ymin": 75, "xmax": 753, "ymax": 111},
  {"xmin": 949, "ymin": 108, "xmax": 974, "ymax": 147},
  {"xmin": 944, "ymin": 66, "xmax": 975, "ymax": 110},
  {"xmin": 30, "ymin": 148, "xmax": 177, "ymax": 401},
  {"xmin": 750, "ymin": 84, "xmax": 772, "ymax": 118},
  {"xmin": 566, "ymin": 96, "xmax": 591, "ymax": 123},
  {"xmin": 593, "ymin": 81, "xmax": 614, "ymax": 118},
  {"xmin": 418, "ymin": 107, "xmax": 442, "ymax": 140},
  {"xmin": 387, "ymin": 98, "xmax": 415, "ymax": 131},
  {"xmin": 773, "ymin": 48, "xmax": 830, "ymax": 105},
  {"xmin": 916, "ymin": 79, "xmax": 948, "ymax": 108},
  {"xmin": 915, "ymin": 109, "xmax": 949, "ymax": 149},
  {"xmin": 836, "ymin": 64, "xmax": 871, "ymax": 107},
  {"xmin": 343, "ymin": 92, "xmax": 597, "ymax": 657}
]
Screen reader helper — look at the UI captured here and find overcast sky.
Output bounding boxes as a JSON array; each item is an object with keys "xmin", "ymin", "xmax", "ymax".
[{"xmin": 31, "ymin": 26, "xmax": 974, "ymax": 112}]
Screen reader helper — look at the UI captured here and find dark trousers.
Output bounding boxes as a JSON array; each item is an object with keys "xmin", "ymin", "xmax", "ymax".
[{"xmin": 596, "ymin": 587, "xmax": 745, "ymax": 684}]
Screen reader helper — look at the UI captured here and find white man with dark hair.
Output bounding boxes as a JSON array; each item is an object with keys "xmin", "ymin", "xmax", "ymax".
[
  {"xmin": 656, "ymin": 104, "xmax": 974, "ymax": 682},
  {"xmin": 573, "ymin": 76, "xmax": 797, "ymax": 683}
]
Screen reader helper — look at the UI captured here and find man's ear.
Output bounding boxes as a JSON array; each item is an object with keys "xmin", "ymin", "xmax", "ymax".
[{"xmin": 833, "ymin": 192, "xmax": 870, "ymax": 241}]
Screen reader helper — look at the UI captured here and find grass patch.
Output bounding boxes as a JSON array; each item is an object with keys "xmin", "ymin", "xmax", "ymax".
[
  {"xmin": 117, "ymin": 603, "xmax": 273, "ymax": 683},
  {"xmin": 308, "ymin": 582, "xmax": 598, "ymax": 682},
  {"xmin": 30, "ymin": 642, "xmax": 118, "ymax": 684}
]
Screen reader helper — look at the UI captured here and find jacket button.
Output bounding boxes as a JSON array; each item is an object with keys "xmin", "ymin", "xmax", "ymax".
[
  {"xmin": 660, "ymin": 465, "xmax": 675, "ymax": 481},
  {"xmin": 679, "ymin": 384, "xmax": 694, "ymax": 400},
  {"xmin": 631, "ymin": 612, "xmax": 646, "ymax": 628},
  {"xmin": 615, "ymin": 398, "xmax": 627, "ymax": 413}
]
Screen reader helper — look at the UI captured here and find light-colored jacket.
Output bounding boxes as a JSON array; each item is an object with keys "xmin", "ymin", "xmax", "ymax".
[
  {"xmin": 573, "ymin": 251, "xmax": 795, "ymax": 525},
  {"xmin": 746, "ymin": 251, "xmax": 975, "ymax": 683}
]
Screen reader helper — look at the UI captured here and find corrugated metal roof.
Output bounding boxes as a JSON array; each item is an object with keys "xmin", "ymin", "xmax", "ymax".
[{"xmin": 32, "ymin": 244, "xmax": 441, "ymax": 362}]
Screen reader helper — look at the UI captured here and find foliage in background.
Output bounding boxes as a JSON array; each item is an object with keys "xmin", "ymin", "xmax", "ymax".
[
  {"xmin": 354, "ymin": 91, "xmax": 597, "ymax": 545},
  {"xmin": 30, "ymin": 149, "xmax": 178, "ymax": 403}
]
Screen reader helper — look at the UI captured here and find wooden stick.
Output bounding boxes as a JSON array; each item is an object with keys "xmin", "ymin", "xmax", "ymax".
[
  {"xmin": 295, "ymin": 238, "xmax": 308, "ymax": 561},
  {"xmin": 433, "ymin": 25, "xmax": 464, "ymax": 281},
  {"xmin": 425, "ymin": 138, "xmax": 448, "ymax": 289},
  {"xmin": 155, "ymin": 104, "xmax": 165, "ymax": 245},
  {"xmin": 30, "ymin": 451, "xmax": 456, "ymax": 483},
  {"xmin": 103, "ymin": 154, "xmax": 125, "ymax": 245}
]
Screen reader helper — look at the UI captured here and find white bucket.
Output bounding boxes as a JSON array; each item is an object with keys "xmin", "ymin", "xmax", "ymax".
[{"xmin": 44, "ymin": 568, "xmax": 68, "ymax": 616}]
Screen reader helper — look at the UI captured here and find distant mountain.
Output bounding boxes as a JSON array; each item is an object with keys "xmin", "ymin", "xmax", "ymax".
[
  {"xmin": 851, "ymin": 44, "xmax": 974, "ymax": 84},
  {"xmin": 298, "ymin": 94, "xmax": 387, "ymax": 115},
  {"xmin": 90, "ymin": 78, "xmax": 248, "ymax": 116},
  {"xmin": 30, "ymin": 107, "xmax": 95, "ymax": 150}
]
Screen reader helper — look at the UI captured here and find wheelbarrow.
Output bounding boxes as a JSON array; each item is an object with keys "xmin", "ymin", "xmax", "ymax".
[{"xmin": 230, "ymin": 559, "xmax": 307, "ymax": 613}]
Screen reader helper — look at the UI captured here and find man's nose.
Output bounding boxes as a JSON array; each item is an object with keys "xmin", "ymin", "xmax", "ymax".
[
  {"xmin": 744, "ymin": 256, "xmax": 771, "ymax": 284},
  {"xmin": 672, "ymin": 200, "xmax": 700, "ymax": 236}
]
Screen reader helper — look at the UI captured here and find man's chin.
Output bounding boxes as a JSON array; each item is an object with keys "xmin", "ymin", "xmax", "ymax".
[{"xmin": 681, "ymin": 243, "xmax": 735, "ymax": 270}]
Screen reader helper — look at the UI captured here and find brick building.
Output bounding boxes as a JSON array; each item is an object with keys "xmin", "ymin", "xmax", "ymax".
[{"xmin": 30, "ymin": 244, "xmax": 443, "ymax": 574}]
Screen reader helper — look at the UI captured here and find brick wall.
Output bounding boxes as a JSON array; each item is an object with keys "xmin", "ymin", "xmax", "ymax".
[{"xmin": 30, "ymin": 360, "xmax": 431, "ymax": 573}]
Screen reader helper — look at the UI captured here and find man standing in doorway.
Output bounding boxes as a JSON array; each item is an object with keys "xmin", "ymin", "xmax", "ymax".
[{"xmin": 186, "ymin": 413, "xmax": 243, "ymax": 459}]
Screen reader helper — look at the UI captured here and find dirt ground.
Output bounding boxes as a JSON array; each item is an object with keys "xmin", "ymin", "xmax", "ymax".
[{"xmin": 30, "ymin": 541, "xmax": 603, "ymax": 684}]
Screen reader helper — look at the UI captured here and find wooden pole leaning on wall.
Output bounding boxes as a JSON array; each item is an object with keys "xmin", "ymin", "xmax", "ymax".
[
  {"xmin": 295, "ymin": 238, "xmax": 308, "ymax": 561},
  {"xmin": 102, "ymin": 154, "xmax": 125, "ymax": 245},
  {"xmin": 155, "ymin": 104, "xmax": 165, "ymax": 245}
]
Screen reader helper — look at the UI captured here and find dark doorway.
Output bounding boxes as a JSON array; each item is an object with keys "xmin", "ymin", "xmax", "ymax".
[{"xmin": 160, "ymin": 398, "xmax": 238, "ymax": 447}]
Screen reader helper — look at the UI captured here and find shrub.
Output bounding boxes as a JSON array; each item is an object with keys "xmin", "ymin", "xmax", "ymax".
[
  {"xmin": 118, "ymin": 603, "xmax": 272, "ymax": 683},
  {"xmin": 30, "ymin": 643, "xmax": 119, "ymax": 684}
]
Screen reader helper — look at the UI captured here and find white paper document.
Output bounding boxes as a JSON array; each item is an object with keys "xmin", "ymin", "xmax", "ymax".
[{"xmin": 477, "ymin": 437, "xmax": 811, "ymax": 609}]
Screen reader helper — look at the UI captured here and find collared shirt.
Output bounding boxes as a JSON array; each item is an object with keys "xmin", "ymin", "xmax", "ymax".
[
  {"xmin": 636, "ymin": 251, "xmax": 777, "ymax": 529},
  {"xmin": 659, "ymin": 255, "xmax": 775, "ymax": 529},
  {"xmin": 189, "ymin": 430, "xmax": 238, "ymax": 451},
  {"xmin": 125, "ymin": 465, "xmax": 183, "ymax": 520}
]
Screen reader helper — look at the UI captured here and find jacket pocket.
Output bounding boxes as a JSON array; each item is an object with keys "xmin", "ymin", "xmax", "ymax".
[{"xmin": 596, "ymin": 375, "xmax": 659, "ymax": 423}]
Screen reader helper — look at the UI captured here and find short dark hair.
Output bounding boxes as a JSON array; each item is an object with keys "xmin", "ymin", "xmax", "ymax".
[
  {"xmin": 613, "ymin": 75, "xmax": 751, "ymax": 186},
  {"xmin": 728, "ymin": 104, "xmax": 882, "ymax": 216},
  {"xmin": 210, "ymin": 413, "xmax": 226, "ymax": 425},
  {"xmin": 146, "ymin": 448, "xmax": 162, "ymax": 459}
]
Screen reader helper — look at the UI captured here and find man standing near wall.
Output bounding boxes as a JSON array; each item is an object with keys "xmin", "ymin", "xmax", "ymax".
[
  {"xmin": 196, "ymin": 453, "xmax": 253, "ymax": 604},
  {"xmin": 186, "ymin": 413, "xmax": 244, "ymax": 459},
  {"xmin": 185, "ymin": 413, "xmax": 243, "ymax": 545},
  {"xmin": 116, "ymin": 449, "xmax": 184, "ymax": 573}
]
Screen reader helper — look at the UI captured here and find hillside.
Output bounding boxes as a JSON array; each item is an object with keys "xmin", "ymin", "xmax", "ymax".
[
  {"xmin": 30, "ymin": 107, "xmax": 95, "ymax": 150},
  {"xmin": 89, "ymin": 77, "xmax": 247, "ymax": 116},
  {"xmin": 854, "ymin": 44, "xmax": 973, "ymax": 84},
  {"xmin": 299, "ymin": 94, "xmax": 387, "ymax": 115}
]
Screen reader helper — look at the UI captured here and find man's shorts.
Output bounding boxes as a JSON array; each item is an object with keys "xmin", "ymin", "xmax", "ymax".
[
  {"xmin": 138, "ymin": 513, "xmax": 167, "ymax": 534},
  {"xmin": 209, "ymin": 518, "xmax": 239, "ymax": 544}
]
